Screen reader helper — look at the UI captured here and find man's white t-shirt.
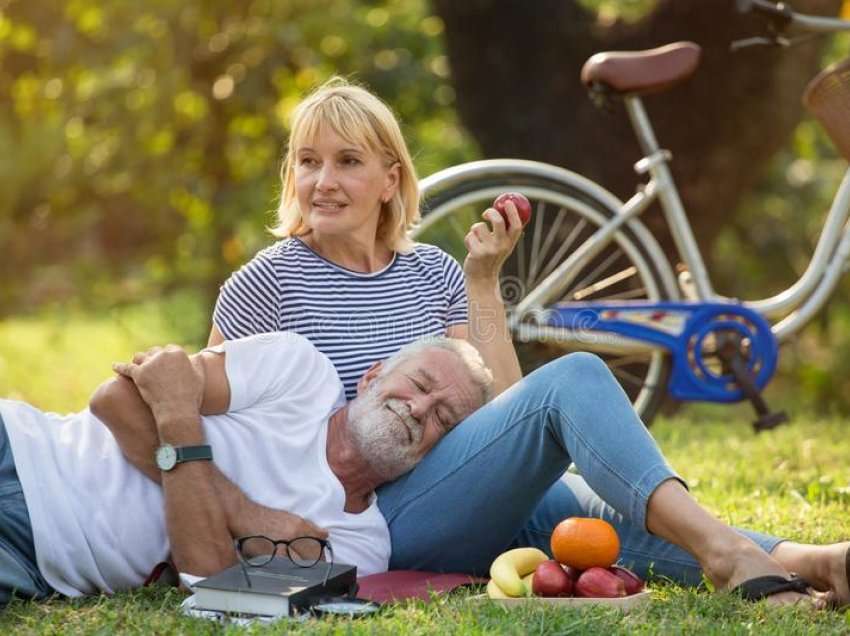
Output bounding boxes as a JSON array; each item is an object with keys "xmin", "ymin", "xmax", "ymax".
[{"xmin": 0, "ymin": 332, "xmax": 390, "ymax": 597}]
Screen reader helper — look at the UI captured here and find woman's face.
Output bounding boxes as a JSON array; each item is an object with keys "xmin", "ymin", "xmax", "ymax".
[{"xmin": 294, "ymin": 125, "xmax": 399, "ymax": 243}]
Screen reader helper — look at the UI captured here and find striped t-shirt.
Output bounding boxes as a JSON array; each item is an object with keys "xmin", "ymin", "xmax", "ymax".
[{"xmin": 213, "ymin": 237, "xmax": 469, "ymax": 399}]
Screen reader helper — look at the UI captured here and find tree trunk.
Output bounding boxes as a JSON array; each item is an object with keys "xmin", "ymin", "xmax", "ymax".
[{"xmin": 432, "ymin": 0, "xmax": 841, "ymax": 275}]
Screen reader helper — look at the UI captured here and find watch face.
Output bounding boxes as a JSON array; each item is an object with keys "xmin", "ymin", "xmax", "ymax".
[{"xmin": 156, "ymin": 445, "xmax": 177, "ymax": 471}]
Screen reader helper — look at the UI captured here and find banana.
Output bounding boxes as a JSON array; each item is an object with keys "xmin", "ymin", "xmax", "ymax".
[
  {"xmin": 487, "ymin": 573, "xmax": 536, "ymax": 599},
  {"xmin": 486, "ymin": 579, "xmax": 510, "ymax": 599},
  {"xmin": 489, "ymin": 547, "xmax": 548, "ymax": 597}
]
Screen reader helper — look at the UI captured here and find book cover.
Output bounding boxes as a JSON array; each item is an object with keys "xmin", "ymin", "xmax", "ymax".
[{"xmin": 193, "ymin": 557, "xmax": 357, "ymax": 616}]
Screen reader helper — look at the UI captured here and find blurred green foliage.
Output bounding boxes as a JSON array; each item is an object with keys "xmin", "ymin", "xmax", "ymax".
[{"xmin": 0, "ymin": 0, "xmax": 476, "ymax": 332}]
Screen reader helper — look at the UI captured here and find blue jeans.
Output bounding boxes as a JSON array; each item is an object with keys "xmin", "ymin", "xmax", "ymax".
[
  {"xmin": 0, "ymin": 414, "xmax": 54, "ymax": 604},
  {"xmin": 376, "ymin": 353, "xmax": 782, "ymax": 586}
]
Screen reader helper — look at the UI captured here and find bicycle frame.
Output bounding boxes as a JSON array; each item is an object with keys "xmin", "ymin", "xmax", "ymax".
[
  {"xmin": 624, "ymin": 95, "xmax": 850, "ymax": 344},
  {"xmin": 513, "ymin": 93, "xmax": 850, "ymax": 348}
]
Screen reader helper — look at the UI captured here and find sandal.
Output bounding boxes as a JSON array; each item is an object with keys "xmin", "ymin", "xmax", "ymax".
[{"xmin": 731, "ymin": 574, "xmax": 811, "ymax": 601}]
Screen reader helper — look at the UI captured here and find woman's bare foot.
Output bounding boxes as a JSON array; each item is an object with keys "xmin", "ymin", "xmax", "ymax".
[
  {"xmin": 772, "ymin": 541, "xmax": 850, "ymax": 607},
  {"xmin": 700, "ymin": 536, "xmax": 813, "ymax": 606}
]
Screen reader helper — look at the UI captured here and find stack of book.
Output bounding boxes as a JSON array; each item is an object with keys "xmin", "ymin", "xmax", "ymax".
[{"xmin": 186, "ymin": 557, "xmax": 357, "ymax": 618}]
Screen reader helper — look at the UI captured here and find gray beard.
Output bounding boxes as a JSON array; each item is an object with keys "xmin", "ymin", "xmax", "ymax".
[{"xmin": 346, "ymin": 381, "xmax": 423, "ymax": 481}]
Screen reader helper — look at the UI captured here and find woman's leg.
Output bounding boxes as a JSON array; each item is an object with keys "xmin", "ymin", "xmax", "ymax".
[
  {"xmin": 512, "ymin": 473, "xmax": 782, "ymax": 587},
  {"xmin": 377, "ymin": 351, "xmax": 809, "ymax": 603},
  {"xmin": 520, "ymin": 477, "xmax": 850, "ymax": 604}
]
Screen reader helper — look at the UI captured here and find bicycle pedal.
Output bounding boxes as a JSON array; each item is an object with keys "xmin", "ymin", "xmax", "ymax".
[{"xmin": 752, "ymin": 410, "xmax": 789, "ymax": 432}]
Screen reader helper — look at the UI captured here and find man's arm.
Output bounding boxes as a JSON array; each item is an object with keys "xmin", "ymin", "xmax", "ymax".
[
  {"xmin": 90, "ymin": 375, "xmax": 161, "ymax": 481},
  {"xmin": 94, "ymin": 345, "xmax": 326, "ymax": 575},
  {"xmin": 90, "ymin": 347, "xmax": 229, "ymax": 480},
  {"xmin": 109, "ymin": 346, "xmax": 233, "ymax": 575}
]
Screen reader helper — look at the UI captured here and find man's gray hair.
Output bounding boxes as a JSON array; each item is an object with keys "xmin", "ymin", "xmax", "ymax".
[{"xmin": 381, "ymin": 337, "xmax": 494, "ymax": 405}]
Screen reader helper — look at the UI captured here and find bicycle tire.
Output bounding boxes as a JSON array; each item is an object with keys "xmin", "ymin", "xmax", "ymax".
[{"xmin": 416, "ymin": 168, "xmax": 673, "ymax": 425}]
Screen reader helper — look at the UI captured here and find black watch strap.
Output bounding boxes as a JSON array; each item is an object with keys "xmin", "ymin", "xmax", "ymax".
[{"xmin": 175, "ymin": 445, "xmax": 213, "ymax": 463}]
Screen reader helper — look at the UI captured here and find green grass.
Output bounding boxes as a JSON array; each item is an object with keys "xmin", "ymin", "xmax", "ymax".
[{"xmin": 1, "ymin": 309, "xmax": 849, "ymax": 633}]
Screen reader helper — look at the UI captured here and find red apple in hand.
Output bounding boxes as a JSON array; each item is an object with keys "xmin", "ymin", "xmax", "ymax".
[
  {"xmin": 532, "ymin": 560, "xmax": 573, "ymax": 597},
  {"xmin": 493, "ymin": 192, "xmax": 532, "ymax": 229}
]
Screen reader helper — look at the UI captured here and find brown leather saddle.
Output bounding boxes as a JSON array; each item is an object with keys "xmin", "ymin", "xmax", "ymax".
[{"xmin": 581, "ymin": 42, "xmax": 702, "ymax": 96}]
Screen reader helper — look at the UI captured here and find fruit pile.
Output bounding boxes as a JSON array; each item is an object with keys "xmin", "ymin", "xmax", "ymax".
[{"xmin": 487, "ymin": 517, "xmax": 645, "ymax": 599}]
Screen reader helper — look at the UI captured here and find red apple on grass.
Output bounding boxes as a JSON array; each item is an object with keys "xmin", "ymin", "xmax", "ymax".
[
  {"xmin": 532, "ymin": 560, "xmax": 574, "ymax": 597},
  {"xmin": 493, "ymin": 192, "xmax": 532, "ymax": 229}
]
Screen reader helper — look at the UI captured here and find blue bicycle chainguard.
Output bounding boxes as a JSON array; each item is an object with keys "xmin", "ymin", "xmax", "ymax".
[{"xmin": 545, "ymin": 301, "xmax": 779, "ymax": 403}]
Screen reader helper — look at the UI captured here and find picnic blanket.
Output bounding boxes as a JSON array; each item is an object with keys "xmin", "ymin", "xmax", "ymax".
[
  {"xmin": 355, "ymin": 570, "xmax": 484, "ymax": 603},
  {"xmin": 146, "ymin": 562, "xmax": 484, "ymax": 604}
]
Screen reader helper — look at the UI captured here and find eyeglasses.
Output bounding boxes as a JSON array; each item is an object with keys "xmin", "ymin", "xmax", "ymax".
[{"xmin": 234, "ymin": 535, "xmax": 334, "ymax": 588}]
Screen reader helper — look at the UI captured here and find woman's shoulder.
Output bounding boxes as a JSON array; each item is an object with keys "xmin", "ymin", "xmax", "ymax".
[
  {"xmin": 401, "ymin": 241, "xmax": 458, "ymax": 263},
  {"xmin": 237, "ymin": 237, "xmax": 321, "ymax": 273},
  {"xmin": 398, "ymin": 242, "xmax": 463, "ymax": 273},
  {"xmin": 222, "ymin": 238, "xmax": 309, "ymax": 289},
  {"xmin": 252, "ymin": 237, "xmax": 306, "ymax": 261}
]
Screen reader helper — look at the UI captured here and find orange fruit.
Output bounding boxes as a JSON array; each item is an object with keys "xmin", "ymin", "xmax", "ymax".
[{"xmin": 550, "ymin": 517, "xmax": 620, "ymax": 570}]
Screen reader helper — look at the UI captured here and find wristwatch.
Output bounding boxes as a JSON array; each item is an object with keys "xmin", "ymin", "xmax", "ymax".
[{"xmin": 155, "ymin": 444, "xmax": 213, "ymax": 471}]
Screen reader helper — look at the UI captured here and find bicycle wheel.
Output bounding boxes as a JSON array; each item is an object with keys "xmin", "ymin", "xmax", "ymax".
[{"xmin": 416, "ymin": 171, "xmax": 673, "ymax": 424}]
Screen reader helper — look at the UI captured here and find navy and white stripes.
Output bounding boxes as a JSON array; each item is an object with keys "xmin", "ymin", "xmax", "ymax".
[{"xmin": 213, "ymin": 238, "xmax": 468, "ymax": 400}]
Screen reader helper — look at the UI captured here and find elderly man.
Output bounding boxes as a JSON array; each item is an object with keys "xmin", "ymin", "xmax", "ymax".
[{"xmin": 0, "ymin": 332, "xmax": 491, "ymax": 604}]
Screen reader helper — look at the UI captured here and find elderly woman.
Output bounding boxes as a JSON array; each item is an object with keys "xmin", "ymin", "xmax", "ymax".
[{"xmin": 188, "ymin": 79, "xmax": 849, "ymax": 605}]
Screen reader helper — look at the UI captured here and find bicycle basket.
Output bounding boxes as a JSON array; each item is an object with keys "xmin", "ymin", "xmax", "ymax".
[{"xmin": 803, "ymin": 57, "xmax": 850, "ymax": 162}]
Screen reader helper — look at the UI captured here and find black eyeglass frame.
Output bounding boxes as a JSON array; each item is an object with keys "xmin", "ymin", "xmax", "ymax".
[{"xmin": 233, "ymin": 535, "xmax": 334, "ymax": 589}]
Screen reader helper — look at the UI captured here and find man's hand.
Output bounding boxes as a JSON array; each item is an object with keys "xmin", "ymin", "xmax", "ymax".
[
  {"xmin": 232, "ymin": 502, "xmax": 329, "ymax": 542},
  {"xmin": 112, "ymin": 345, "xmax": 205, "ymax": 425},
  {"xmin": 223, "ymin": 479, "xmax": 329, "ymax": 562}
]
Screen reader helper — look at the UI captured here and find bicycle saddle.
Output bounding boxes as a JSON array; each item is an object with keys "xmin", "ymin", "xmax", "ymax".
[{"xmin": 581, "ymin": 42, "xmax": 701, "ymax": 96}]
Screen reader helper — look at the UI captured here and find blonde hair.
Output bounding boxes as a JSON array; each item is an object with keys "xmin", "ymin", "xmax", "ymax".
[{"xmin": 272, "ymin": 77, "xmax": 420, "ymax": 253}]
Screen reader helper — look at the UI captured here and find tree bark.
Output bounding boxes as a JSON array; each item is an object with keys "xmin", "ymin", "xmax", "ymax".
[{"xmin": 432, "ymin": 0, "xmax": 842, "ymax": 273}]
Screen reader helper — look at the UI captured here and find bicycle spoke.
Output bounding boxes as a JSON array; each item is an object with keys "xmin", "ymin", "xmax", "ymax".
[
  {"xmin": 566, "ymin": 248, "xmax": 624, "ymax": 301},
  {"xmin": 534, "ymin": 214, "xmax": 588, "ymax": 285},
  {"xmin": 516, "ymin": 230, "xmax": 527, "ymax": 290},
  {"xmin": 588, "ymin": 286, "xmax": 649, "ymax": 302},
  {"xmin": 528, "ymin": 201, "xmax": 545, "ymax": 289},
  {"xmin": 537, "ymin": 203, "xmax": 567, "ymax": 268},
  {"xmin": 571, "ymin": 265, "xmax": 639, "ymax": 301},
  {"xmin": 528, "ymin": 201, "xmax": 565, "ymax": 284}
]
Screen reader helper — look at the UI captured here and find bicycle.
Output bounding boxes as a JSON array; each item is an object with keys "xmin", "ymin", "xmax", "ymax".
[{"xmin": 414, "ymin": 0, "xmax": 850, "ymax": 430}]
